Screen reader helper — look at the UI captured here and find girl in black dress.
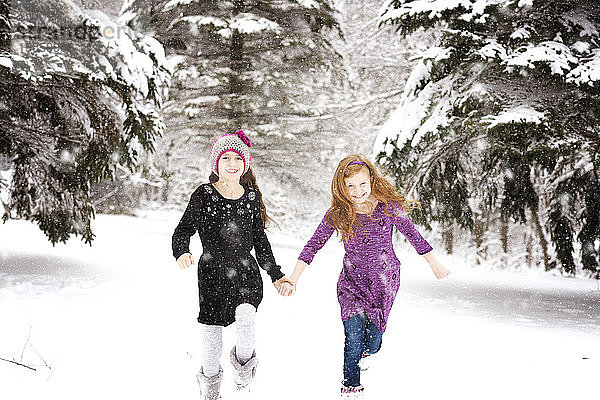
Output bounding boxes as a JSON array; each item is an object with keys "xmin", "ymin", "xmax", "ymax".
[{"xmin": 172, "ymin": 130, "xmax": 294, "ymax": 399}]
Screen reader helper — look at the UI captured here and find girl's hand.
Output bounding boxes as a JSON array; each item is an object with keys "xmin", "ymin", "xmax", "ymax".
[
  {"xmin": 278, "ymin": 282, "xmax": 296, "ymax": 296},
  {"xmin": 274, "ymin": 277, "xmax": 296, "ymax": 296},
  {"xmin": 423, "ymin": 252, "xmax": 451, "ymax": 279},
  {"xmin": 431, "ymin": 263, "xmax": 451, "ymax": 280},
  {"xmin": 177, "ymin": 253, "xmax": 194, "ymax": 269}
]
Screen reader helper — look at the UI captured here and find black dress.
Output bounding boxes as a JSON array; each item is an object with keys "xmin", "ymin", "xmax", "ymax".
[{"xmin": 172, "ymin": 183, "xmax": 284, "ymax": 326}]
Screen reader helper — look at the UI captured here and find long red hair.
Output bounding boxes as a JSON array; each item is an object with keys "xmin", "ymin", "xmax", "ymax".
[{"xmin": 326, "ymin": 154, "xmax": 419, "ymax": 241}]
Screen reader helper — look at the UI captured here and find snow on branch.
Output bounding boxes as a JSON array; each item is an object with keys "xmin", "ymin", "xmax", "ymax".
[
  {"xmin": 567, "ymin": 49, "xmax": 600, "ymax": 86},
  {"xmin": 229, "ymin": 13, "xmax": 281, "ymax": 34},
  {"xmin": 503, "ymin": 41, "xmax": 577, "ymax": 75},
  {"xmin": 401, "ymin": 46, "xmax": 451, "ymax": 99},
  {"xmin": 0, "ymin": 56, "xmax": 13, "ymax": 69},
  {"xmin": 476, "ymin": 39, "xmax": 507, "ymax": 60},
  {"xmin": 6, "ymin": 5, "xmax": 170, "ymax": 104},
  {"xmin": 480, "ymin": 105, "xmax": 545, "ymax": 129},
  {"xmin": 88, "ymin": 11, "xmax": 170, "ymax": 82},
  {"xmin": 171, "ymin": 15, "xmax": 228, "ymax": 31},
  {"xmin": 562, "ymin": 11, "xmax": 599, "ymax": 38},
  {"xmin": 296, "ymin": 0, "xmax": 321, "ymax": 9},
  {"xmin": 374, "ymin": 73, "xmax": 455, "ymax": 159},
  {"xmin": 510, "ymin": 27, "xmax": 531, "ymax": 40},
  {"xmin": 171, "ymin": 13, "xmax": 280, "ymax": 38},
  {"xmin": 163, "ymin": 0, "xmax": 197, "ymax": 12},
  {"xmin": 379, "ymin": 0, "xmax": 520, "ymax": 25}
]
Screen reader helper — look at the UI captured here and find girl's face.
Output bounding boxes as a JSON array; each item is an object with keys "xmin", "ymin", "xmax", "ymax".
[
  {"xmin": 344, "ymin": 168, "xmax": 372, "ymax": 204},
  {"xmin": 218, "ymin": 151, "xmax": 244, "ymax": 182}
]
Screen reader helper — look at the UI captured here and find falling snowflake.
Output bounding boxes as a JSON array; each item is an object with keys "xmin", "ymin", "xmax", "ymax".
[{"xmin": 226, "ymin": 268, "xmax": 238, "ymax": 280}]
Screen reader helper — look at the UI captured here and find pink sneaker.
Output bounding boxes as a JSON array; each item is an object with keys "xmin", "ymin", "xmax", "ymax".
[{"xmin": 341, "ymin": 384, "xmax": 364, "ymax": 399}]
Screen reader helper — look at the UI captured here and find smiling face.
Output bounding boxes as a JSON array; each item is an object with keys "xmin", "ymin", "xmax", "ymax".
[
  {"xmin": 344, "ymin": 168, "xmax": 372, "ymax": 205},
  {"xmin": 217, "ymin": 151, "xmax": 244, "ymax": 182}
]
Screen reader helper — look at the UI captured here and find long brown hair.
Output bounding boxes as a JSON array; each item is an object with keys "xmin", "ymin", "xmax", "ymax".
[
  {"xmin": 209, "ymin": 167, "xmax": 274, "ymax": 229},
  {"xmin": 326, "ymin": 154, "xmax": 419, "ymax": 242}
]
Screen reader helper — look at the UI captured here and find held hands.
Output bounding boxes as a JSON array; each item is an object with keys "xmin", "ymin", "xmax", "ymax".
[
  {"xmin": 176, "ymin": 253, "xmax": 194, "ymax": 269},
  {"xmin": 275, "ymin": 260, "xmax": 307, "ymax": 297},
  {"xmin": 274, "ymin": 276, "xmax": 296, "ymax": 296}
]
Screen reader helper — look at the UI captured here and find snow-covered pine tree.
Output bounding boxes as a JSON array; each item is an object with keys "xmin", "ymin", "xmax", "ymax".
[
  {"xmin": 0, "ymin": 0, "xmax": 170, "ymax": 244},
  {"xmin": 117, "ymin": 0, "xmax": 341, "ymax": 204},
  {"xmin": 375, "ymin": 0, "xmax": 600, "ymax": 276},
  {"xmin": 120, "ymin": 0, "xmax": 339, "ymax": 133}
]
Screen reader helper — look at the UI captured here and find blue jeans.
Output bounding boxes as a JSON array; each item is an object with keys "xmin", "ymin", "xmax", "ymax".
[{"xmin": 342, "ymin": 313, "xmax": 383, "ymax": 387}]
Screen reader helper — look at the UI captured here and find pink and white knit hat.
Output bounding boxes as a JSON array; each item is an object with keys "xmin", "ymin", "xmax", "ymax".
[{"xmin": 209, "ymin": 130, "xmax": 252, "ymax": 175}]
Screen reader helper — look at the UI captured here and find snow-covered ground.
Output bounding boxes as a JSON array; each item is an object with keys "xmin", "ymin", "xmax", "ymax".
[{"xmin": 1, "ymin": 213, "xmax": 598, "ymax": 400}]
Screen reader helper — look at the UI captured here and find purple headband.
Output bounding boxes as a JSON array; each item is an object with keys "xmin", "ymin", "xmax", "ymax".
[{"xmin": 347, "ymin": 161, "xmax": 368, "ymax": 168}]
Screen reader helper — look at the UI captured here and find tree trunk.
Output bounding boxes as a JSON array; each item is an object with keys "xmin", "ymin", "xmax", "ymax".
[
  {"xmin": 229, "ymin": 0, "xmax": 246, "ymax": 122},
  {"xmin": 473, "ymin": 216, "xmax": 485, "ymax": 265},
  {"xmin": 526, "ymin": 231, "xmax": 533, "ymax": 269},
  {"xmin": 531, "ymin": 208, "xmax": 552, "ymax": 271},
  {"xmin": 0, "ymin": 1, "xmax": 11, "ymax": 51},
  {"xmin": 500, "ymin": 218, "xmax": 508, "ymax": 254},
  {"xmin": 0, "ymin": 1, "xmax": 8, "ymax": 52},
  {"xmin": 443, "ymin": 225, "xmax": 453, "ymax": 254}
]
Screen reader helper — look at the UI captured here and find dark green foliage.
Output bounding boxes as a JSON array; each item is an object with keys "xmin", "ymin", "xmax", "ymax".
[
  {"xmin": 579, "ymin": 179, "xmax": 600, "ymax": 275},
  {"xmin": 549, "ymin": 170, "xmax": 600, "ymax": 276},
  {"xmin": 377, "ymin": 0, "xmax": 600, "ymax": 275},
  {"xmin": 484, "ymin": 122, "xmax": 558, "ymax": 222},
  {"xmin": 122, "ymin": 0, "xmax": 341, "ymax": 133},
  {"xmin": 0, "ymin": 0, "xmax": 169, "ymax": 244},
  {"xmin": 416, "ymin": 156, "xmax": 474, "ymax": 231}
]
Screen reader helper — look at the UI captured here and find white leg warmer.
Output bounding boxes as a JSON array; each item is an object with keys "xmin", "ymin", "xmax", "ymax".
[
  {"xmin": 201, "ymin": 324, "xmax": 223, "ymax": 378},
  {"xmin": 234, "ymin": 303, "xmax": 256, "ymax": 364}
]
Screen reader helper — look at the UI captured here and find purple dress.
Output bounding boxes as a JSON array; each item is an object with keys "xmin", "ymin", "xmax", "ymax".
[{"xmin": 298, "ymin": 202, "xmax": 433, "ymax": 333}]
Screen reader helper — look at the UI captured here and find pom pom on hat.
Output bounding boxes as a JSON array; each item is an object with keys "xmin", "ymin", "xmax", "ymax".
[{"xmin": 209, "ymin": 130, "xmax": 252, "ymax": 175}]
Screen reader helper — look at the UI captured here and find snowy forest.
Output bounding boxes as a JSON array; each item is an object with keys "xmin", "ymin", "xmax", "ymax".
[
  {"xmin": 1, "ymin": 0, "xmax": 599, "ymax": 278},
  {"xmin": 1, "ymin": 1, "xmax": 599, "ymax": 400}
]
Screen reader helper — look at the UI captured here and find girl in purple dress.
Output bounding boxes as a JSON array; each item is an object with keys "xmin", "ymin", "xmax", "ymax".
[{"xmin": 278, "ymin": 154, "xmax": 451, "ymax": 398}]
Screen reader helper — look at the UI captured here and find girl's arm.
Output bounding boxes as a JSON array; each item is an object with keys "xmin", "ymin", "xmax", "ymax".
[
  {"xmin": 289, "ymin": 259, "xmax": 308, "ymax": 286},
  {"xmin": 277, "ymin": 213, "xmax": 335, "ymax": 296},
  {"xmin": 392, "ymin": 212, "xmax": 433, "ymax": 256},
  {"xmin": 172, "ymin": 189, "xmax": 202, "ymax": 269},
  {"xmin": 392, "ymin": 207, "xmax": 450, "ymax": 279},
  {"xmin": 251, "ymin": 192, "xmax": 285, "ymax": 284},
  {"xmin": 423, "ymin": 251, "xmax": 451, "ymax": 279}
]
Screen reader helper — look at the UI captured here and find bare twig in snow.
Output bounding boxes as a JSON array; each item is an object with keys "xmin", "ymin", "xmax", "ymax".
[
  {"xmin": 1, "ymin": 323, "xmax": 51, "ymax": 374},
  {"xmin": 29, "ymin": 342, "xmax": 51, "ymax": 372},
  {"xmin": 0, "ymin": 357, "xmax": 37, "ymax": 371},
  {"xmin": 20, "ymin": 322, "xmax": 32, "ymax": 363}
]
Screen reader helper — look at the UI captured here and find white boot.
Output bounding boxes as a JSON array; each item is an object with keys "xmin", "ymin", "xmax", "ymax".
[
  {"xmin": 230, "ymin": 347, "xmax": 258, "ymax": 391},
  {"xmin": 197, "ymin": 366, "xmax": 222, "ymax": 400},
  {"xmin": 359, "ymin": 351, "xmax": 378, "ymax": 371},
  {"xmin": 341, "ymin": 384, "xmax": 364, "ymax": 399}
]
